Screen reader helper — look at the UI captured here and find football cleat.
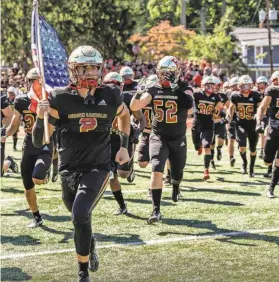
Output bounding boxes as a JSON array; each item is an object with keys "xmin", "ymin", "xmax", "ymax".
[
  {"xmin": 172, "ymin": 184, "xmax": 180, "ymax": 202},
  {"xmin": 52, "ymin": 164, "xmax": 59, "ymax": 182},
  {"xmin": 230, "ymin": 157, "xmax": 236, "ymax": 167},
  {"xmin": 27, "ymin": 217, "xmax": 43, "ymax": 228},
  {"xmin": 241, "ymin": 164, "xmax": 247, "ymax": 174},
  {"xmin": 89, "ymin": 236, "xmax": 99, "ymax": 272},
  {"xmin": 197, "ymin": 147, "xmax": 202, "ymax": 155},
  {"xmin": 147, "ymin": 210, "xmax": 162, "ymax": 224},
  {"xmin": 249, "ymin": 170, "xmax": 255, "ymax": 178},
  {"xmin": 78, "ymin": 271, "xmax": 90, "ymax": 282},
  {"xmin": 263, "ymin": 172, "xmax": 272, "ymax": 178},
  {"xmin": 113, "ymin": 204, "xmax": 127, "ymax": 215},
  {"xmin": 203, "ymin": 169, "xmax": 210, "ymax": 180},
  {"xmin": 6, "ymin": 156, "xmax": 19, "ymax": 173},
  {"xmin": 217, "ymin": 148, "xmax": 222, "ymax": 161},
  {"xmin": 267, "ymin": 188, "xmax": 275, "ymax": 198},
  {"xmin": 127, "ymin": 169, "xmax": 135, "ymax": 183},
  {"xmin": 211, "ymin": 160, "xmax": 216, "ymax": 169}
]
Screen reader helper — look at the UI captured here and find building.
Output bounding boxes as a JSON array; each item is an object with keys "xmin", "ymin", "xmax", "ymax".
[{"xmin": 231, "ymin": 27, "xmax": 279, "ymax": 80}]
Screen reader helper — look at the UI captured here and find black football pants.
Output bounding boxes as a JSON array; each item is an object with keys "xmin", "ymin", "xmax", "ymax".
[{"xmin": 61, "ymin": 170, "xmax": 109, "ymax": 256}]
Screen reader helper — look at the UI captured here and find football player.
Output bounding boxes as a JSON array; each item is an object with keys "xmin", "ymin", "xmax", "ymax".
[
  {"xmin": 192, "ymin": 76, "xmax": 224, "ymax": 180},
  {"xmin": 256, "ymin": 76, "xmax": 269, "ymax": 159},
  {"xmin": 210, "ymin": 76, "xmax": 229, "ymax": 169},
  {"xmin": 4, "ymin": 68, "xmax": 53, "ymax": 228},
  {"xmin": 256, "ymin": 71, "xmax": 279, "ymax": 197},
  {"xmin": 7, "ymin": 86, "xmax": 19, "ymax": 151},
  {"xmin": 1, "ymin": 91, "xmax": 14, "ymax": 175},
  {"xmin": 103, "ymin": 72, "xmax": 145, "ymax": 215},
  {"xmin": 33, "ymin": 46, "xmax": 130, "ymax": 282},
  {"xmin": 227, "ymin": 75, "xmax": 262, "ymax": 177},
  {"xmin": 130, "ymin": 56, "xmax": 193, "ymax": 223}
]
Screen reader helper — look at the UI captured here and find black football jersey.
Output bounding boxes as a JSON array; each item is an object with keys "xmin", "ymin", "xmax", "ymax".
[
  {"xmin": 147, "ymin": 85, "xmax": 193, "ymax": 139},
  {"xmin": 230, "ymin": 91, "xmax": 261, "ymax": 125},
  {"xmin": 1, "ymin": 92, "xmax": 10, "ymax": 127},
  {"xmin": 193, "ymin": 90, "xmax": 221, "ymax": 128},
  {"xmin": 49, "ymin": 85, "xmax": 123, "ymax": 172},
  {"xmin": 213, "ymin": 92, "xmax": 228, "ymax": 120},
  {"xmin": 14, "ymin": 94, "xmax": 37, "ymax": 136},
  {"xmin": 122, "ymin": 81, "xmax": 138, "ymax": 97},
  {"xmin": 264, "ymin": 86, "xmax": 279, "ymax": 130}
]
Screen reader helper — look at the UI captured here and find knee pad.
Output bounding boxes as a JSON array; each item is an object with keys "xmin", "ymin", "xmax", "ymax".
[{"xmin": 72, "ymin": 211, "xmax": 91, "ymax": 226}]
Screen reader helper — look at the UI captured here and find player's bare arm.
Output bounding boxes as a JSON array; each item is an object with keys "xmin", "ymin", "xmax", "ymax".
[
  {"xmin": 256, "ymin": 96, "xmax": 272, "ymax": 124},
  {"xmin": 32, "ymin": 99, "xmax": 58, "ymax": 148},
  {"xmin": 5, "ymin": 110, "xmax": 21, "ymax": 137},
  {"xmin": 1, "ymin": 105, "xmax": 13, "ymax": 128},
  {"xmin": 130, "ymin": 92, "xmax": 152, "ymax": 112},
  {"xmin": 115, "ymin": 102, "xmax": 131, "ymax": 165},
  {"xmin": 227, "ymin": 102, "xmax": 235, "ymax": 122}
]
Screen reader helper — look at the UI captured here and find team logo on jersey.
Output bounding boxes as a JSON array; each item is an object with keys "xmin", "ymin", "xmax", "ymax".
[
  {"xmin": 211, "ymin": 97, "xmax": 215, "ymax": 101},
  {"xmin": 180, "ymin": 141, "xmax": 185, "ymax": 146},
  {"xmin": 98, "ymin": 100, "xmax": 107, "ymax": 106},
  {"xmin": 249, "ymin": 98, "xmax": 253, "ymax": 102}
]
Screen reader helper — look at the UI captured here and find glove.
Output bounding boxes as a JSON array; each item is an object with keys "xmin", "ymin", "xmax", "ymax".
[
  {"xmin": 1, "ymin": 127, "xmax": 6, "ymax": 137},
  {"xmin": 256, "ymin": 122, "xmax": 265, "ymax": 134},
  {"xmin": 220, "ymin": 118, "xmax": 229, "ymax": 125},
  {"xmin": 164, "ymin": 71, "xmax": 176, "ymax": 83}
]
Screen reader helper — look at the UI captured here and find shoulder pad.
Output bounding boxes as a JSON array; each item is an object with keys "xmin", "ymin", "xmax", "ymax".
[
  {"xmin": 266, "ymin": 85, "xmax": 279, "ymax": 92},
  {"xmin": 15, "ymin": 93, "xmax": 28, "ymax": 101}
]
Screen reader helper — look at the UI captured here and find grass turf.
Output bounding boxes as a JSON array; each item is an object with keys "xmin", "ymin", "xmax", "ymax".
[{"xmin": 1, "ymin": 131, "xmax": 279, "ymax": 282}]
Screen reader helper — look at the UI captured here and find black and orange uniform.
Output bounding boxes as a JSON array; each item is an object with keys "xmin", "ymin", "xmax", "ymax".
[
  {"xmin": 230, "ymin": 91, "xmax": 261, "ymax": 152},
  {"xmin": 138, "ymin": 103, "xmax": 152, "ymax": 163},
  {"xmin": 14, "ymin": 94, "xmax": 53, "ymax": 189},
  {"xmin": 192, "ymin": 90, "xmax": 221, "ymax": 150},
  {"xmin": 147, "ymin": 84, "xmax": 193, "ymax": 184},
  {"xmin": 264, "ymin": 86, "xmax": 279, "ymax": 164},
  {"xmin": 110, "ymin": 82, "xmax": 137, "ymax": 173},
  {"xmin": 225, "ymin": 89, "xmax": 237, "ymax": 140},
  {"xmin": 1, "ymin": 93, "xmax": 10, "ymax": 174},
  {"xmin": 9, "ymin": 97, "xmax": 19, "ymax": 150},
  {"xmin": 46, "ymin": 85, "xmax": 122, "ymax": 257}
]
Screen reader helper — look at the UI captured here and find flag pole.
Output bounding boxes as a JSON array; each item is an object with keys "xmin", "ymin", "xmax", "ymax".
[{"xmin": 33, "ymin": 0, "xmax": 50, "ymax": 143}]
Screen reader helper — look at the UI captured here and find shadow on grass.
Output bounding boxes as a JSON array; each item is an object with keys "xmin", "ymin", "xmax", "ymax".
[
  {"xmin": 1, "ymin": 235, "xmax": 40, "ymax": 246},
  {"xmin": 1, "ymin": 187, "xmax": 23, "ymax": 194},
  {"xmin": 104, "ymin": 196, "xmax": 174, "ymax": 206},
  {"xmin": 95, "ymin": 232, "xmax": 145, "ymax": 245},
  {"xmin": 162, "ymin": 197, "xmax": 244, "ymax": 206},
  {"xmin": 40, "ymin": 226, "xmax": 73, "ymax": 244},
  {"xmin": 184, "ymin": 187, "xmax": 261, "ymax": 196},
  {"xmin": 216, "ymin": 177, "xmax": 269, "ymax": 186},
  {"xmin": 1, "ymin": 209, "xmax": 71, "ymax": 222},
  {"xmin": 157, "ymin": 218, "xmax": 279, "ymax": 246},
  {"xmin": 2, "ymin": 174, "xmax": 22, "ymax": 179},
  {"xmin": 1, "ymin": 267, "xmax": 32, "ymax": 281}
]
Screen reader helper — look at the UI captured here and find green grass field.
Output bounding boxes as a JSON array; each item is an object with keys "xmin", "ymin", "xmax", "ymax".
[{"xmin": 1, "ymin": 131, "xmax": 279, "ymax": 282}]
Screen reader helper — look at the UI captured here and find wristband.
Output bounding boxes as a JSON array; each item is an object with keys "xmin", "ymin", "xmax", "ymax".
[
  {"xmin": 119, "ymin": 132, "xmax": 129, "ymax": 149},
  {"xmin": 135, "ymin": 93, "xmax": 142, "ymax": 100}
]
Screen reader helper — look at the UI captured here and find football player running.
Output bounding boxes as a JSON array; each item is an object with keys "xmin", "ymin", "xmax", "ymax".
[
  {"xmin": 4, "ymin": 68, "xmax": 52, "ymax": 228},
  {"xmin": 227, "ymin": 75, "xmax": 262, "ymax": 177},
  {"xmin": 210, "ymin": 76, "xmax": 229, "ymax": 169},
  {"xmin": 256, "ymin": 71, "xmax": 279, "ymax": 197},
  {"xmin": 192, "ymin": 76, "xmax": 224, "ymax": 180},
  {"xmin": 33, "ymin": 46, "xmax": 130, "ymax": 282},
  {"xmin": 130, "ymin": 56, "xmax": 193, "ymax": 223},
  {"xmin": 103, "ymin": 71, "xmax": 145, "ymax": 215}
]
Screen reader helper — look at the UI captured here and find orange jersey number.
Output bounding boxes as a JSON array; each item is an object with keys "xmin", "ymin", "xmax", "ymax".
[
  {"xmin": 198, "ymin": 103, "xmax": 215, "ymax": 115},
  {"xmin": 154, "ymin": 100, "xmax": 178, "ymax": 123},
  {"xmin": 143, "ymin": 109, "xmax": 152, "ymax": 128},
  {"xmin": 237, "ymin": 105, "xmax": 254, "ymax": 120},
  {"xmin": 24, "ymin": 114, "xmax": 35, "ymax": 134}
]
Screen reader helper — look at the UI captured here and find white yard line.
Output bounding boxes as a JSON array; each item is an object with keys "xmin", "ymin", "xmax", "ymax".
[
  {"xmin": 2, "ymin": 227, "xmax": 279, "ymax": 260},
  {"xmin": 0, "ymin": 184, "xmax": 239, "ymax": 203}
]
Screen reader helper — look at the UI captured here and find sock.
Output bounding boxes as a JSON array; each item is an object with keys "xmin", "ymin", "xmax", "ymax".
[
  {"xmin": 217, "ymin": 145, "xmax": 223, "ymax": 150},
  {"xmin": 230, "ymin": 155, "xmax": 234, "ymax": 159},
  {"xmin": 270, "ymin": 166, "xmax": 279, "ymax": 189},
  {"xmin": 78, "ymin": 261, "xmax": 89, "ymax": 273},
  {"xmin": 151, "ymin": 189, "xmax": 162, "ymax": 212},
  {"xmin": 210, "ymin": 149, "xmax": 214, "ymax": 160},
  {"xmin": 250, "ymin": 154, "xmax": 256, "ymax": 171},
  {"xmin": 33, "ymin": 210, "xmax": 42, "ymax": 221},
  {"xmin": 240, "ymin": 152, "xmax": 247, "ymax": 165},
  {"xmin": 204, "ymin": 155, "xmax": 211, "ymax": 169},
  {"xmin": 112, "ymin": 190, "xmax": 125, "ymax": 209},
  {"xmin": 13, "ymin": 137, "xmax": 18, "ymax": 149}
]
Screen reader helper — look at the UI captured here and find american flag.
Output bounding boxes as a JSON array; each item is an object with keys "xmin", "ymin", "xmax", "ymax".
[{"xmin": 31, "ymin": 8, "xmax": 69, "ymax": 89}]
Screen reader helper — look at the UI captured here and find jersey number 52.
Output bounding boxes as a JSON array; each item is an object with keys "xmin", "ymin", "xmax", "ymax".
[{"xmin": 153, "ymin": 100, "xmax": 178, "ymax": 123}]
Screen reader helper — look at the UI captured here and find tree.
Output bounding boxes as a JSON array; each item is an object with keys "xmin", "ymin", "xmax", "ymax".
[{"xmin": 129, "ymin": 20, "xmax": 195, "ymax": 61}]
